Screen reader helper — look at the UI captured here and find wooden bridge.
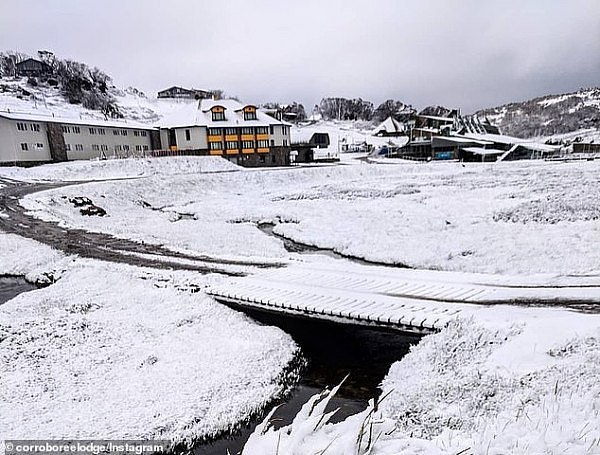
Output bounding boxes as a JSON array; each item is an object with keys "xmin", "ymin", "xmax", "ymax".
[{"xmin": 207, "ymin": 260, "xmax": 600, "ymax": 334}]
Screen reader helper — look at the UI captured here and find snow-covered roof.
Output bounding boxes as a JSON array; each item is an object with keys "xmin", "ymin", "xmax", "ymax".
[
  {"xmin": 460, "ymin": 132, "xmax": 559, "ymax": 152},
  {"xmin": 0, "ymin": 110, "xmax": 155, "ymax": 130},
  {"xmin": 372, "ymin": 116, "xmax": 405, "ymax": 135},
  {"xmin": 159, "ymin": 99, "xmax": 290, "ymax": 129},
  {"xmin": 417, "ymin": 114, "xmax": 456, "ymax": 122},
  {"xmin": 462, "ymin": 147, "xmax": 506, "ymax": 156},
  {"xmin": 437, "ymin": 136, "xmax": 493, "ymax": 145},
  {"xmin": 291, "ymin": 128, "xmax": 331, "ymax": 144}
]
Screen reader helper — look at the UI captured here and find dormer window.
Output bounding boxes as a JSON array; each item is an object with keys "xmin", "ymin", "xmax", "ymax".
[
  {"xmin": 210, "ymin": 106, "xmax": 226, "ymax": 121},
  {"xmin": 243, "ymin": 106, "xmax": 257, "ymax": 121}
]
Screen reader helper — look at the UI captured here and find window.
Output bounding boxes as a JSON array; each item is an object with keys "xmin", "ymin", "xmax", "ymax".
[
  {"xmin": 123, "ymin": 144, "xmax": 130, "ymax": 151},
  {"xmin": 242, "ymin": 140, "xmax": 254, "ymax": 149},
  {"xmin": 17, "ymin": 122, "xmax": 27, "ymax": 131},
  {"xmin": 241, "ymin": 127, "xmax": 254, "ymax": 135},
  {"xmin": 73, "ymin": 126, "xmax": 81, "ymax": 134},
  {"xmin": 121, "ymin": 130, "xmax": 128, "ymax": 136},
  {"xmin": 143, "ymin": 145, "xmax": 149, "ymax": 151},
  {"xmin": 135, "ymin": 145, "xmax": 142, "ymax": 152},
  {"xmin": 61, "ymin": 125, "xmax": 71, "ymax": 134},
  {"xmin": 257, "ymin": 140, "xmax": 269, "ymax": 148},
  {"xmin": 226, "ymin": 141, "xmax": 239, "ymax": 150},
  {"xmin": 282, "ymin": 126, "xmax": 287, "ymax": 135},
  {"xmin": 134, "ymin": 130, "xmax": 140, "ymax": 137},
  {"xmin": 244, "ymin": 111, "xmax": 257, "ymax": 121},
  {"xmin": 283, "ymin": 139, "xmax": 288, "ymax": 146},
  {"xmin": 101, "ymin": 145, "xmax": 108, "ymax": 151},
  {"xmin": 225, "ymin": 128, "xmax": 237, "ymax": 135},
  {"xmin": 31, "ymin": 123, "xmax": 40, "ymax": 132},
  {"xmin": 35, "ymin": 143, "xmax": 44, "ymax": 149},
  {"xmin": 140, "ymin": 131, "xmax": 147, "ymax": 137},
  {"xmin": 114, "ymin": 145, "xmax": 122, "ymax": 152},
  {"xmin": 98, "ymin": 128, "xmax": 105, "ymax": 135},
  {"xmin": 212, "ymin": 111, "xmax": 225, "ymax": 121},
  {"xmin": 89, "ymin": 128, "xmax": 96, "ymax": 134},
  {"xmin": 92, "ymin": 144, "xmax": 100, "ymax": 151},
  {"xmin": 113, "ymin": 130, "xmax": 119, "ymax": 136},
  {"xmin": 270, "ymin": 139, "xmax": 275, "ymax": 146},
  {"xmin": 65, "ymin": 144, "xmax": 71, "ymax": 151},
  {"xmin": 269, "ymin": 125, "xmax": 274, "ymax": 134},
  {"xmin": 208, "ymin": 128, "xmax": 222, "ymax": 136},
  {"xmin": 20, "ymin": 143, "xmax": 28, "ymax": 151},
  {"xmin": 75, "ymin": 144, "xmax": 83, "ymax": 151},
  {"xmin": 185, "ymin": 129, "xmax": 191, "ymax": 141},
  {"xmin": 256, "ymin": 126, "xmax": 268, "ymax": 134},
  {"xmin": 209, "ymin": 142, "xmax": 222, "ymax": 150}
]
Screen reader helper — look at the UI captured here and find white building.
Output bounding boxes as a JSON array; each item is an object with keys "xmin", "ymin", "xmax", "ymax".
[{"xmin": 0, "ymin": 111, "xmax": 157, "ymax": 165}]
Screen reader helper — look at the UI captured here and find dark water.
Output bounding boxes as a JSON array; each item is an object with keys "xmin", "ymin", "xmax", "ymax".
[
  {"xmin": 190, "ymin": 308, "xmax": 419, "ymax": 455},
  {"xmin": 0, "ymin": 276, "xmax": 37, "ymax": 304}
]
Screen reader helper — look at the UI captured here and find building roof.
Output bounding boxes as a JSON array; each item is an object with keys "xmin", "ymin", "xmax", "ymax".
[
  {"xmin": 462, "ymin": 147, "xmax": 506, "ymax": 156},
  {"xmin": 459, "ymin": 132, "xmax": 558, "ymax": 152},
  {"xmin": 16, "ymin": 58, "xmax": 51, "ymax": 68},
  {"xmin": 417, "ymin": 114, "xmax": 456, "ymax": 122},
  {"xmin": 434, "ymin": 136, "xmax": 492, "ymax": 145},
  {"xmin": 372, "ymin": 116, "xmax": 406, "ymax": 135},
  {"xmin": 0, "ymin": 110, "xmax": 155, "ymax": 130},
  {"xmin": 159, "ymin": 99, "xmax": 291, "ymax": 128}
]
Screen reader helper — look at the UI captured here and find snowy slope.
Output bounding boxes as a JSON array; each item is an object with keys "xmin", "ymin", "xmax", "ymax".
[
  {"xmin": 0, "ymin": 76, "xmax": 196, "ymax": 125},
  {"xmin": 0, "ymin": 233, "xmax": 298, "ymax": 446},
  {"xmin": 476, "ymin": 87, "xmax": 600, "ymax": 139}
]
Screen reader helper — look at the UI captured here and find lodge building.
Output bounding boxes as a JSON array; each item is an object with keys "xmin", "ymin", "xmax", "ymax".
[
  {"xmin": 0, "ymin": 98, "xmax": 292, "ymax": 167},
  {"xmin": 0, "ymin": 112, "xmax": 157, "ymax": 165},
  {"xmin": 158, "ymin": 99, "xmax": 292, "ymax": 167}
]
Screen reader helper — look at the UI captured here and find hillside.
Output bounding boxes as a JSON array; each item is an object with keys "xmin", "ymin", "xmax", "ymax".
[
  {"xmin": 476, "ymin": 87, "xmax": 600, "ymax": 138},
  {"xmin": 0, "ymin": 51, "xmax": 195, "ymax": 125}
]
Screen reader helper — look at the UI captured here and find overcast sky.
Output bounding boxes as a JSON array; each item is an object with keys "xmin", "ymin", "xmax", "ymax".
[{"xmin": 1, "ymin": 0, "xmax": 599, "ymax": 112}]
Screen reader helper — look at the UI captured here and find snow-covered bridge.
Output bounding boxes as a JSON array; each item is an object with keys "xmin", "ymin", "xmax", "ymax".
[{"xmin": 207, "ymin": 260, "xmax": 600, "ymax": 334}]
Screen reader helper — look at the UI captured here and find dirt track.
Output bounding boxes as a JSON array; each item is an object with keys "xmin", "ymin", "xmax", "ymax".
[{"xmin": 0, "ymin": 178, "xmax": 282, "ymax": 276}]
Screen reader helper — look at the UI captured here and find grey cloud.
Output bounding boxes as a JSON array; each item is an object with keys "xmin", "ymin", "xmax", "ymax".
[{"xmin": 1, "ymin": 0, "xmax": 598, "ymax": 112}]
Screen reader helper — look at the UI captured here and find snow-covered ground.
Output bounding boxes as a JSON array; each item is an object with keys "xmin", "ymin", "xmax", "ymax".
[
  {"xmin": 0, "ymin": 233, "xmax": 298, "ymax": 446},
  {"xmin": 0, "ymin": 156, "xmax": 239, "ymax": 182},
  {"xmin": 3, "ymin": 153, "xmax": 600, "ymax": 452},
  {"xmin": 16, "ymin": 157, "xmax": 600, "ymax": 275},
  {"xmin": 243, "ymin": 306, "xmax": 600, "ymax": 454}
]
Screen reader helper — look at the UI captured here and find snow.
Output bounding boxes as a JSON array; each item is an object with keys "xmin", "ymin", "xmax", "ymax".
[
  {"xmin": 243, "ymin": 306, "xmax": 600, "ymax": 454},
  {"xmin": 0, "ymin": 231, "xmax": 67, "ymax": 282},
  {"xmin": 159, "ymin": 98, "xmax": 290, "ymax": 128},
  {"xmin": 16, "ymin": 158, "xmax": 600, "ymax": 275},
  {"xmin": 0, "ymin": 77, "xmax": 201, "ymax": 125},
  {"xmin": 0, "ymin": 229, "xmax": 298, "ymax": 446},
  {"xmin": 0, "ymin": 156, "xmax": 240, "ymax": 182}
]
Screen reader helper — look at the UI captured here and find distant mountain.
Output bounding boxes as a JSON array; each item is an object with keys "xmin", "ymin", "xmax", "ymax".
[{"xmin": 475, "ymin": 87, "xmax": 600, "ymax": 138}]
